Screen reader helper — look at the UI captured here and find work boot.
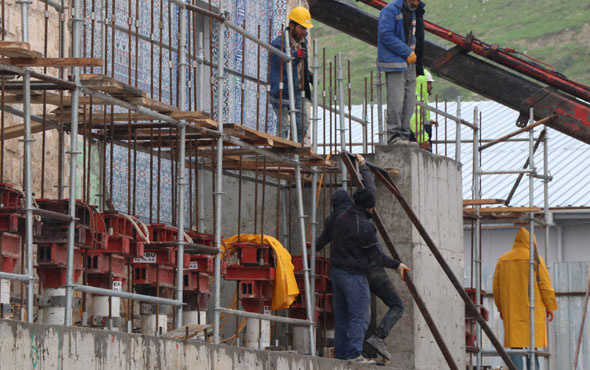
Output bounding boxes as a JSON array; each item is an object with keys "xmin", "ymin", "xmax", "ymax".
[
  {"xmin": 366, "ymin": 334, "xmax": 392, "ymax": 360},
  {"xmin": 350, "ymin": 355, "xmax": 376, "ymax": 365}
]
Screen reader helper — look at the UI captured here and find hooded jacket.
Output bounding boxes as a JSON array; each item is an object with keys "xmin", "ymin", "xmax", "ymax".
[
  {"xmin": 377, "ymin": 0, "xmax": 425, "ymax": 75},
  {"xmin": 316, "ymin": 165, "xmax": 374, "ymax": 251},
  {"xmin": 492, "ymin": 227, "xmax": 558, "ymax": 348},
  {"xmin": 410, "ymin": 74, "xmax": 430, "ymax": 143}
]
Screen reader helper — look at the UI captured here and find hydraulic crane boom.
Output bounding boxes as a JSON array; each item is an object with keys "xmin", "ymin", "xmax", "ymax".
[{"xmin": 309, "ymin": 0, "xmax": 590, "ymax": 144}]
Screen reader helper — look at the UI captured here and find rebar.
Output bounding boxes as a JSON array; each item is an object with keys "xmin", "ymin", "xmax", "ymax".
[
  {"xmin": 528, "ymin": 107, "xmax": 536, "ymax": 370},
  {"xmin": 336, "ymin": 53, "xmax": 347, "ymax": 190}
]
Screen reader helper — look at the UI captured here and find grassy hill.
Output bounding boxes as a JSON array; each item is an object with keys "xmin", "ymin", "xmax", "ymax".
[{"xmin": 310, "ymin": 0, "xmax": 590, "ymax": 104}]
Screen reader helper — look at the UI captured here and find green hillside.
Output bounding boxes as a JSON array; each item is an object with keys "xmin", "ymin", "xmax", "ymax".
[{"xmin": 310, "ymin": 0, "xmax": 590, "ymax": 104}]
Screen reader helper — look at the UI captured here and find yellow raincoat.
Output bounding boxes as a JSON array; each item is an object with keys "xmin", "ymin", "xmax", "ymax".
[
  {"xmin": 492, "ymin": 228, "xmax": 558, "ymax": 348},
  {"xmin": 223, "ymin": 234, "xmax": 300, "ymax": 310}
]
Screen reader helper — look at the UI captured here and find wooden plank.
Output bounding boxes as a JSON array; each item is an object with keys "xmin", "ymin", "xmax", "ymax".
[
  {"xmin": 463, "ymin": 199, "xmax": 506, "ymax": 206},
  {"xmin": 0, "ymin": 121, "xmax": 56, "ymax": 140},
  {"xmin": 0, "ymin": 41, "xmax": 42, "ymax": 58},
  {"xmin": 4, "ymin": 57, "xmax": 103, "ymax": 67},
  {"xmin": 223, "ymin": 123, "xmax": 299, "ymax": 148},
  {"xmin": 170, "ymin": 111, "xmax": 218, "ymax": 129},
  {"xmin": 162, "ymin": 324, "xmax": 210, "ymax": 340},
  {"xmin": 80, "ymin": 74, "xmax": 145, "ymax": 97},
  {"xmin": 127, "ymin": 96, "xmax": 178, "ymax": 113}
]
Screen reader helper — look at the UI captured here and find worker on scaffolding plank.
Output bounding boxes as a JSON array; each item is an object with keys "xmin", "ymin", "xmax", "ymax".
[
  {"xmin": 269, "ymin": 6, "xmax": 313, "ymax": 144},
  {"xmin": 410, "ymin": 69, "xmax": 438, "ymax": 151},
  {"xmin": 493, "ymin": 227, "xmax": 558, "ymax": 370},
  {"xmin": 319, "ymin": 154, "xmax": 409, "ymax": 363},
  {"xmin": 377, "ymin": 0, "xmax": 425, "ymax": 145}
]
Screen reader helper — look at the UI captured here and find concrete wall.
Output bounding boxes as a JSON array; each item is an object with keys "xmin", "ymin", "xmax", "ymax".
[
  {"xmin": 0, "ymin": 319, "xmax": 393, "ymax": 370},
  {"xmin": 374, "ymin": 144, "xmax": 465, "ymax": 370}
]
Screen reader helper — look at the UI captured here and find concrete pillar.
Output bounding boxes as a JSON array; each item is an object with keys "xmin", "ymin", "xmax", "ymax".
[
  {"xmin": 292, "ymin": 326, "xmax": 310, "ymax": 354},
  {"xmin": 40, "ymin": 288, "xmax": 66, "ymax": 325},
  {"xmin": 374, "ymin": 145, "xmax": 465, "ymax": 369},
  {"xmin": 141, "ymin": 314, "xmax": 168, "ymax": 335},
  {"xmin": 0, "ymin": 279, "xmax": 9, "ymax": 304},
  {"xmin": 244, "ymin": 318, "xmax": 270, "ymax": 349}
]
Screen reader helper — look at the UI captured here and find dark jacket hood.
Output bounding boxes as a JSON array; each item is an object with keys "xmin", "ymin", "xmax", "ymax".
[{"xmin": 331, "ymin": 189, "xmax": 352, "ymax": 212}]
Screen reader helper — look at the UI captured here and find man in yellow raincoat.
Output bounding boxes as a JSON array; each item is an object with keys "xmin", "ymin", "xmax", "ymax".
[{"xmin": 492, "ymin": 227, "xmax": 558, "ymax": 369}]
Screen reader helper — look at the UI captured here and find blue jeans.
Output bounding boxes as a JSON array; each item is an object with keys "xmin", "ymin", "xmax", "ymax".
[
  {"xmin": 331, "ymin": 267, "xmax": 371, "ymax": 360},
  {"xmin": 367, "ymin": 265, "xmax": 404, "ymax": 339},
  {"xmin": 509, "ymin": 352, "xmax": 540, "ymax": 370},
  {"xmin": 271, "ymin": 97, "xmax": 304, "ymax": 143}
]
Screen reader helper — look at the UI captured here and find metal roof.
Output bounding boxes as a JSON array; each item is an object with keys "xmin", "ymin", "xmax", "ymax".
[{"xmin": 316, "ymin": 100, "xmax": 590, "ymax": 207}]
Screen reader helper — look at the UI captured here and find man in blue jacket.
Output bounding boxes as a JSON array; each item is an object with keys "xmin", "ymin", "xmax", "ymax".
[
  {"xmin": 269, "ymin": 6, "xmax": 313, "ymax": 143},
  {"xmin": 377, "ymin": 0, "xmax": 425, "ymax": 144}
]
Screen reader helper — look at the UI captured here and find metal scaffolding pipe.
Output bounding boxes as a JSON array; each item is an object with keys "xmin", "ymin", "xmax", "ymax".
[
  {"xmin": 376, "ymin": 71, "xmax": 385, "ymax": 144},
  {"xmin": 472, "ymin": 107, "xmax": 482, "ymax": 370},
  {"xmin": 64, "ymin": 0, "xmax": 83, "ymax": 326},
  {"xmin": 217, "ymin": 307, "xmax": 312, "ymax": 326},
  {"xmin": 0, "ymin": 271, "xmax": 35, "ymax": 282},
  {"xmin": 19, "ymin": 0, "xmax": 34, "ymax": 324},
  {"xmin": 284, "ymin": 27, "xmax": 316, "ymax": 356},
  {"xmin": 528, "ymin": 107, "xmax": 537, "ymax": 369},
  {"xmin": 336, "ymin": 53, "xmax": 347, "ymax": 190},
  {"xmin": 175, "ymin": 0, "xmax": 189, "ymax": 328},
  {"xmin": 72, "ymin": 284, "xmax": 184, "ymax": 307},
  {"xmin": 414, "ymin": 100, "xmax": 475, "ymax": 129},
  {"xmin": 212, "ymin": 0, "xmax": 226, "ymax": 345}
]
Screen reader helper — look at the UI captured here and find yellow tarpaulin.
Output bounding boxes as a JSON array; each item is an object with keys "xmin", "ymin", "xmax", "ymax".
[{"xmin": 223, "ymin": 234, "xmax": 300, "ymax": 310}]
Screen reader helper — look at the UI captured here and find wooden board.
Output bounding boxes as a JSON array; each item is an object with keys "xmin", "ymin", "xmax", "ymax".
[
  {"xmin": 0, "ymin": 121, "xmax": 57, "ymax": 140},
  {"xmin": 0, "ymin": 41, "xmax": 42, "ymax": 59},
  {"xmin": 170, "ymin": 111, "xmax": 217, "ymax": 129},
  {"xmin": 162, "ymin": 324, "xmax": 210, "ymax": 340},
  {"xmin": 4, "ymin": 57, "xmax": 103, "ymax": 67},
  {"xmin": 223, "ymin": 123, "xmax": 300, "ymax": 148},
  {"xmin": 80, "ymin": 74, "xmax": 145, "ymax": 97},
  {"xmin": 463, "ymin": 198, "xmax": 506, "ymax": 206}
]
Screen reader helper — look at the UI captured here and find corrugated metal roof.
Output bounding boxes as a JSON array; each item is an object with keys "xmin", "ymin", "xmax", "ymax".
[{"xmin": 316, "ymin": 100, "xmax": 590, "ymax": 207}]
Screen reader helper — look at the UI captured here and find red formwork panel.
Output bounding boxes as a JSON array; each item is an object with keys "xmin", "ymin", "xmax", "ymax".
[
  {"xmin": 0, "ymin": 232, "xmax": 21, "ymax": 273},
  {"xmin": 148, "ymin": 223, "xmax": 178, "ymax": 243},
  {"xmin": 139, "ymin": 246, "xmax": 190, "ymax": 268},
  {"xmin": 0, "ymin": 183, "xmax": 23, "ymax": 208},
  {"xmin": 102, "ymin": 212, "xmax": 134, "ymax": 239},
  {"xmin": 295, "ymin": 276, "xmax": 328, "ymax": 292},
  {"xmin": 225, "ymin": 266, "xmax": 275, "ymax": 281},
  {"xmin": 129, "ymin": 241, "xmax": 144, "ymax": 258},
  {"xmin": 233, "ymin": 242, "xmax": 272, "ymax": 266},
  {"xmin": 104, "ymin": 236, "xmax": 131, "ymax": 254},
  {"xmin": 133, "ymin": 263, "xmax": 175, "ymax": 287},
  {"xmin": 0, "ymin": 213, "xmax": 19, "ymax": 233},
  {"xmin": 185, "ymin": 231, "xmax": 216, "ymax": 247},
  {"xmin": 36, "ymin": 247, "xmax": 83, "ymax": 289},
  {"xmin": 183, "ymin": 270, "xmax": 210, "ymax": 293},
  {"xmin": 85, "ymin": 253, "xmax": 127, "ymax": 277},
  {"xmin": 292, "ymin": 255, "xmax": 331, "ymax": 278},
  {"xmin": 241, "ymin": 298, "xmax": 272, "ymax": 314}
]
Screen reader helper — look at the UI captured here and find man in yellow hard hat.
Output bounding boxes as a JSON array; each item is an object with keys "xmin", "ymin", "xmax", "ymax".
[{"xmin": 269, "ymin": 6, "xmax": 313, "ymax": 143}]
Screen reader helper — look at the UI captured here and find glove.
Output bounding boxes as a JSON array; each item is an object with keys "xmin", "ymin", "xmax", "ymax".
[
  {"xmin": 395, "ymin": 263, "xmax": 411, "ymax": 280},
  {"xmin": 547, "ymin": 311, "xmax": 554, "ymax": 322},
  {"xmin": 355, "ymin": 154, "xmax": 366, "ymax": 166},
  {"xmin": 296, "ymin": 48, "xmax": 307, "ymax": 60},
  {"xmin": 406, "ymin": 51, "xmax": 417, "ymax": 64},
  {"xmin": 419, "ymin": 141, "xmax": 430, "ymax": 150}
]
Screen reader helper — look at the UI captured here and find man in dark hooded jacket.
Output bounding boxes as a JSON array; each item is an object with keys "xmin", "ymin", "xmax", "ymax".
[{"xmin": 316, "ymin": 154, "xmax": 409, "ymax": 362}]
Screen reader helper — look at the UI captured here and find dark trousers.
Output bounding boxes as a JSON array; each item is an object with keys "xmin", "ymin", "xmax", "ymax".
[
  {"xmin": 367, "ymin": 265, "xmax": 404, "ymax": 339},
  {"xmin": 331, "ymin": 267, "xmax": 370, "ymax": 360}
]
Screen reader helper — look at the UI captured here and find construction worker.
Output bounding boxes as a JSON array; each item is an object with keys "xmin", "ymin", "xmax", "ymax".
[
  {"xmin": 327, "ymin": 155, "xmax": 410, "ymax": 364},
  {"xmin": 492, "ymin": 227, "xmax": 558, "ymax": 370},
  {"xmin": 316, "ymin": 155, "xmax": 408, "ymax": 362},
  {"xmin": 410, "ymin": 69, "xmax": 438, "ymax": 151},
  {"xmin": 377, "ymin": 0, "xmax": 425, "ymax": 145},
  {"xmin": 269, "ymin": 6, "xmax": 313, "ymax": 143}
]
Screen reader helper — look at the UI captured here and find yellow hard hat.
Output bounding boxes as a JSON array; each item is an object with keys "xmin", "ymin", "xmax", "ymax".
[{"xmin": 288, "ymin": 6, "xmax": 313, "ymax": 29}]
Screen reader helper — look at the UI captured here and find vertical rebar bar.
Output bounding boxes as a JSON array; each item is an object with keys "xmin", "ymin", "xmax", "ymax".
[
  {"xmin": 336, "ymin": 53, "xmax": 347, "ymax": 190},
  {"xmin": 455, "ymin": 96, "xmax": 461, "ymax": 162},
  {"xmin": 528, "ymin": 107, "xmax": 536, "ymax": 370},
  {"xmin": 65, "ymin": 0, "xmax": 83, "ymax": 326},
  {"xmin": 213, "ymin": 1, "xmax": 226, "ymax": 344},
  {"xmin": 543, "ymin": 127, "xmax": 550, "ymax": 370},
  {"xmin": 309, "ymin": 39, "xmax": 320, "ymax": 348},
  {"xmin": 284, "ymin": 30, "xmax": 316, "ymax": 356}
]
